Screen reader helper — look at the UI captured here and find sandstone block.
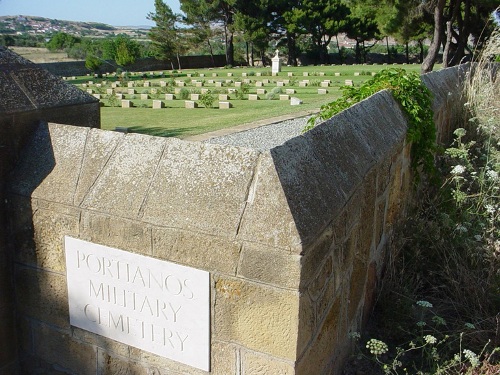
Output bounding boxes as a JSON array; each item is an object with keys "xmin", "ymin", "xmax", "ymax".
[
  {"xmin": 165, "ymin": 93, "xmax": 175, "ymax": 100},
  {"xmin": 121, "ymin": 100, "xmax": 133, "ymax": 108},
  {"xmin": 35, "ymin": 324, "xmax": 96, "ymax": 374},
  {"xmin": 218, "ymin": 94, "xmax": 229, "ymax": 101},
  {"xmin": 290, "ymin": 97, "xmax": 302, "ymax": 106},
  {"xmin": 256, "ymin": 89, "xmax": 266, "ymax": 95},
  {"xmin": 153, "ymin": 228, "xmax": 240, "ymax": 274},
  {"xmin": 15, "ymin": 267, "xmax": 69, "ymax": 328},
  {"xmin": 248, "ymin": 94, "xmax": 259, "ymax": 100},
  {"xmin": 286, "ymin": 89, "xmax": 296, "ymax": 94},
  {"xmin": 238, "ymin": 243, "xmax": 301, "ymax": 288},
  {"xmin": 80, "ymin": 133, "xmax": 167, "ymax": 219},
  {"xmin": 98, "ymin": 351, "xmax": 148, "ymax": 375},
  {"xmin": 318, "ymin": 89, "xmax": 328, "ymax": 95},
  {"xmin": 80, "ymin": 211, "xmax": 153, "ymax": 255},
  {"xmin": 140, "ymin": 93, "xmax": 149, "ymax": 100},
  {"xmin": 190, "ymin": 93, "xmax": 200, "ymax": 100},
  {"xmin": 295, "ymin": 295, "xmax": 343, "ymax": 374},
  {"xmin": 214, "ymin": 277, "xmax": 299, "ymax": 359},
  {"xmin": 127, "ymin": 88, "xmax": 136, "ymax": 94},
  {"xmin": 29, "ymin": 206, "xmax": 80, "ymax": 272},
  {"xmin": 140, "ymin": 139, "xmax": 260, "ymax": 237},
  {"xmin": 242, "ymin": 351, "xmax": 295, "ymax": 375},
  {"xmin": 279, "ymin": 94, "xmax": 290, "ymax": 101}
]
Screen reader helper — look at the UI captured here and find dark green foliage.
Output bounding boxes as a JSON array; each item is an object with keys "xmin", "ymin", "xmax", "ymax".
[
  {"xmin": 46, "ymin": 32, "xmax": 81, "ymax": 51},
  {"xmin": 306, "ymin": 68, "xmax": 436, "ymax": 175}
]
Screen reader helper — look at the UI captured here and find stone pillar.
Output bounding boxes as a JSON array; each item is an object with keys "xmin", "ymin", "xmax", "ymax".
[{"xmin": 272, "ymin": 50, "xmax": 281, "ymax": 76}]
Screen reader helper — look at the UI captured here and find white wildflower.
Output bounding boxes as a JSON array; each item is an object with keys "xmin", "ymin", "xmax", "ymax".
[
  {"xmin": 463, "ymin": 349, "xmax": 480, "ymax": 368},
  {"xmin": 451, "ymin": 165, "xmax": 466, "ymax": 175},
  {"xmin": 416, "ymin": 300, "xmax": 433, "ymax": 308},
  {"xmin": 486, "ymin": 170, "xmax": 498, "ymax": 181},
  {"xmin": 366, "ymin": 339, "xmax": 389, "ymax": 355},
  {"xmin": 485, "ymin": 204, "xmax": 496, "ymax": 214},
  {"xmin": 424, "ymin": 335, "xmax": 437, "ymax": 344}
]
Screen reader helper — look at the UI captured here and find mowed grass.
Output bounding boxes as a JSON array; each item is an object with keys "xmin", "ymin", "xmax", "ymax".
[{"xmin": 71, "ymin": 63, "xmax": 425, "ymax": 138}]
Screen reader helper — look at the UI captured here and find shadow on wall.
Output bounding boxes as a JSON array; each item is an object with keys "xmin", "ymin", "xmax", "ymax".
[
  {"xmin": 5, "ymin": 122, "xmax": 98, "ymax": 373},
  {"xmin": 269, "ymin": 91, "xmax": 411, "ymax": 374}
]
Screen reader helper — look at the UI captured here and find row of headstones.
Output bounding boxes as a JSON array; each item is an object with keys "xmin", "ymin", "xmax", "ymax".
[
  {"xmin": 80, "ymin": 71, "xmax": 374, "ymax": 88},
  {"xmin": 119, "ymin": 96, "xmax": 303, "ymax": 109},
  {"xmin": 91, "ymin": 87, "xmax": 333, "ymax": 101},
  {"xmin": 85, "ymin": 78, "xmax": 355, "ymax": 93}
]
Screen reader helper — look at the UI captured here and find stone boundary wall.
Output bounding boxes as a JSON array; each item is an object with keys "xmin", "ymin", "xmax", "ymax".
[
  {"xmin": 0, "ymin": 103, "xmax": 100, "ymax": 375},
  {"xmin": 2, "ymin": 65, "xmax": 467, "ymax": 374},
  {"xmin": 39, "ymin": 55, "xmax": 229, "ymax": 77}
]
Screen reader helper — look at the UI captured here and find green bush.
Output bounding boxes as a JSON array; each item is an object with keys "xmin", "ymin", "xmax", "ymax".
[
  {"xmin": 178, "ymin": 88, "xmax": 189, "ymax": 100},
  {"xmin": 199, "ymin": 90, "xmax": 215, "ymax": 108}
]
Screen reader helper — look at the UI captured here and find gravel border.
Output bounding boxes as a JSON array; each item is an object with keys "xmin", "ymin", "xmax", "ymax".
[{"xmin": 204, "ymin": 115, "xmax": 311, "ymax": 151}]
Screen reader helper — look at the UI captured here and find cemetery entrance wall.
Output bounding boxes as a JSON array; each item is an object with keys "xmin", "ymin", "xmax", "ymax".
[{"xmin": 0, "ymin": 59, "xmax": 467, "ymax": 374}]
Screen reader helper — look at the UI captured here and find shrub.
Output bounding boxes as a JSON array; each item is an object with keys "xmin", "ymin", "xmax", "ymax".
[
  {"xmin": 178, "ymin": 88, "xmax": 189, "ymax": 100},
  {"xmin": 199, "ymin": 90, "xmax": 215, "ymax": 109},
  {"xmin": 235, "ymin": 83, "xmax": 249, "ymax": 100}
]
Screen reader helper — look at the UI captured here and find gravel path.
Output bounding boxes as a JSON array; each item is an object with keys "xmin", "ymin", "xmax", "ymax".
[{"xmin": 204, "ymin": 115, "xmax": 311, "ymax": 151}]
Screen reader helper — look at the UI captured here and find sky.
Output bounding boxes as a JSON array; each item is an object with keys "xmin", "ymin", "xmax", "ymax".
[{"xmin": 0, "ymin": 0, "xmax": 182, "ymax": 26}]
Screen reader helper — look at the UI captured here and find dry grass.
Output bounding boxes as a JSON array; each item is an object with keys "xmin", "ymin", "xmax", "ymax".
[{"xmin": 9, "ymin": 47, "xmax": 80, "ymax": 63}]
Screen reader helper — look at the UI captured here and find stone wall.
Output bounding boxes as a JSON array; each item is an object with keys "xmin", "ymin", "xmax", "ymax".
[{"xmin": 1, "ymin": 65, "xmax": 467, "ymax": 374}]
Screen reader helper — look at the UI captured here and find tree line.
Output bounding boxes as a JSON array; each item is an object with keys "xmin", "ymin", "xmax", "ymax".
[
  {"xmin": 3, "ymin": 0, "xmax": 497, "ymax": 74},
  {"xmin": 147, "ymin": 0, "xmax": 498, "ymax": 73}
]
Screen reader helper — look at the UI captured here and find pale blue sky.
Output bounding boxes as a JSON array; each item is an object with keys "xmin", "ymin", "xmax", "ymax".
[{"xmin": 0, "ymin": 0, "xmax": 182, "ymax": 26}]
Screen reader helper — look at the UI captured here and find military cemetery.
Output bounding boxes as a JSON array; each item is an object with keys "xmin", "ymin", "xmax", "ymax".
[{"xmin": 2, "ymin": 40, "xmax": 485, "ymax": 374}]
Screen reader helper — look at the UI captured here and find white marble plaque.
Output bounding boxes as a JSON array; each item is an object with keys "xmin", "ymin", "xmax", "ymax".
[{"xmin": 65, "ymin": 236, "xmax": 210, "ymax": 371}]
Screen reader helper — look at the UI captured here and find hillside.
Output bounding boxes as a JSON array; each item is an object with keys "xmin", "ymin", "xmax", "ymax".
[{"xmin": 0, "ymin": 15, "xmax": 149, "ymax": 38}]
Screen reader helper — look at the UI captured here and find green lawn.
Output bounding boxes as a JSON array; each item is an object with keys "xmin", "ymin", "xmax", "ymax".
[{"xmin": 72, "ymin": 64, "xmax": 426, "ymax": 138}]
